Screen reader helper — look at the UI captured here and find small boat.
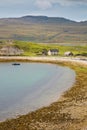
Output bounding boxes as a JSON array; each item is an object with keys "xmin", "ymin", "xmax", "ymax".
[{"xmin": 12, "ymin": 63, "xmax": 20, "ymax": 65}]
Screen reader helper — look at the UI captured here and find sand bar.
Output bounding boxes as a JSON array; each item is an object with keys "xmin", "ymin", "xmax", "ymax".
[{"xmin": 0, "ymin": 56, "xmax": 87, "ymax": 66}]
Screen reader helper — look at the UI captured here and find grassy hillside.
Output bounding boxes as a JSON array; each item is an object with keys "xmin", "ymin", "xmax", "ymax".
[
  {"xmin": 14, "ymin": 41, "xmax": 87, "ymax": 56},
  {"xmin": 0, "ymin": 41, "xmax": 86, "ymax": 56},
  {"xmin": 0, "ymin": 16, "xmax": 87, "ymax": 45}
]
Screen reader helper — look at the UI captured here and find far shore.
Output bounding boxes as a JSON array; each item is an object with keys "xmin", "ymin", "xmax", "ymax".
[{"xmin": 0, "ymin": 56, "xmax": 87, "ymax": 66}]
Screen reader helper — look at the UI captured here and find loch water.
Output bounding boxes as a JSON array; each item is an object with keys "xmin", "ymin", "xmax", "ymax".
[{"xmin": 0, "ymin": 62, "xmax": 75, "ymax": 121}]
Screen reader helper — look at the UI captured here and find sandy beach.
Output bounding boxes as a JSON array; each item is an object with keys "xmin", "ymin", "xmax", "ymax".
[{"xmin": 0, "ymin": 56, "xmax": 87, "ymax": 66}]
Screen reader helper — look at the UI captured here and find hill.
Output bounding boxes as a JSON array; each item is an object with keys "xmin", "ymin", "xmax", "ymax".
[
  {"xmin": 20, "ymin": 15, "xmax": 76, "ymax": 24},
  {"xmin": 0, "ymin": 16, "xmax": 87, "ymax": 45}
]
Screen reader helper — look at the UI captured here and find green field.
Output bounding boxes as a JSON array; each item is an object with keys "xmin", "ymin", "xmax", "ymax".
[
  {"xmin": 0, "ymin": 41, "xmax": 87, "ymax": 56},
  {"xmin": 13, "ymin": 41, "xmax": 87, "ymax": 56}
]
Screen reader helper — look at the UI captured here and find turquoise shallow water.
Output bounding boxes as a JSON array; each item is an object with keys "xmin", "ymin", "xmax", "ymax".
[{"xmin": 0, "ymin": 63, "xmax": 75, "ymax": 121}]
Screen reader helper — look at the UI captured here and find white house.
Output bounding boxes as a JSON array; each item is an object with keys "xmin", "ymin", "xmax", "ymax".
[
  {"xmin": 48, "ymin": 49, "xmax": 59, "ymax": 56},
  {"xmin": 64, "ymin": 51, "xmax": 73, "ymax": 56}
]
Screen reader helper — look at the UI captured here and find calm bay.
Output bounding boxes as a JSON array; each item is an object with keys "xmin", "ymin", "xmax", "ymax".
[{"xmin": 0, "ymin": 62, "xmax": 75, "ymax": 121}]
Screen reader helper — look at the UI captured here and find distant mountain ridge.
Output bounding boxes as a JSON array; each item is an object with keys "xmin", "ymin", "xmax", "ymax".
[
  {"xmin": 0, "ymin": 15, "xmax": 87, "ymax": 44},
  {"xmin": 20, "ymin": 15, "xmax": 76, "ymax": 24},
  {"xmin": 1, "ymin": 15, "xmax": 87, "ymax": 24}
]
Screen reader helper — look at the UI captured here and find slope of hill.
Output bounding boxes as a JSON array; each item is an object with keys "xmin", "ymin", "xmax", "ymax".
[
  {"xmin": 20, "ymin": 15, "xmax": 76, "ymax": 24},
  {"xmin": 0, "ymin": 16, "xmax": 87, "ymax": 45}
]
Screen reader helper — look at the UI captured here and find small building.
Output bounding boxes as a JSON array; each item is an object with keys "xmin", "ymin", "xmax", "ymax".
[
  {"xmin": 42, "ymin": 49, "xmax": 48, "ymax": 56},
  {"xmin": 48, "ymin": 49, "xmax": 59, "ymax": 56},
  {"xmin": 64, "ymin": 51, "xmax": 73, "ymax": 56},
  {"xmin": 0, "ymin": 46, "xmax": 24, "ymax": 56}
]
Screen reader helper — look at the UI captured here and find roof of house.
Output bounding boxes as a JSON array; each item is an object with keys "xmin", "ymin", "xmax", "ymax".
[
  {"xmin": 49, "ymin": 49, "xmax": 59, "ymax": 52},
  {"xmin": 64, "ymin": 51, "xmax": 73, "ymax": 54}
]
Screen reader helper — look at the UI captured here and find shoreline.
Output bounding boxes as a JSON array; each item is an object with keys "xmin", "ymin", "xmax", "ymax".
[
  {"xmin": 0, "ymin": 56, "xmax": 87, "ymax": 130},
  {"xmin": 0, "ymin": 56, "xmax": 87, "ymax": 66}
]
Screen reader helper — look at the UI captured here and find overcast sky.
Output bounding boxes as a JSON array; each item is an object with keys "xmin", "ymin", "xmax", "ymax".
[{"xmin": 0, "ymin": 0, "xmax": 87, "ymax": 21}]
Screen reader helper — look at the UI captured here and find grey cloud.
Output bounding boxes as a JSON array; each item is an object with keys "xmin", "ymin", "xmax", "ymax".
[
  {"xmin": 0, "ymin": 0, "xmax": 87, "ymax": 9},
  {"xmin": 35, "ymin": 0, "xmax": 52, "ymax": 9},
  {"xmin": 35, "ymin": 0, "xmax": 87, "ymax": 9}
]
